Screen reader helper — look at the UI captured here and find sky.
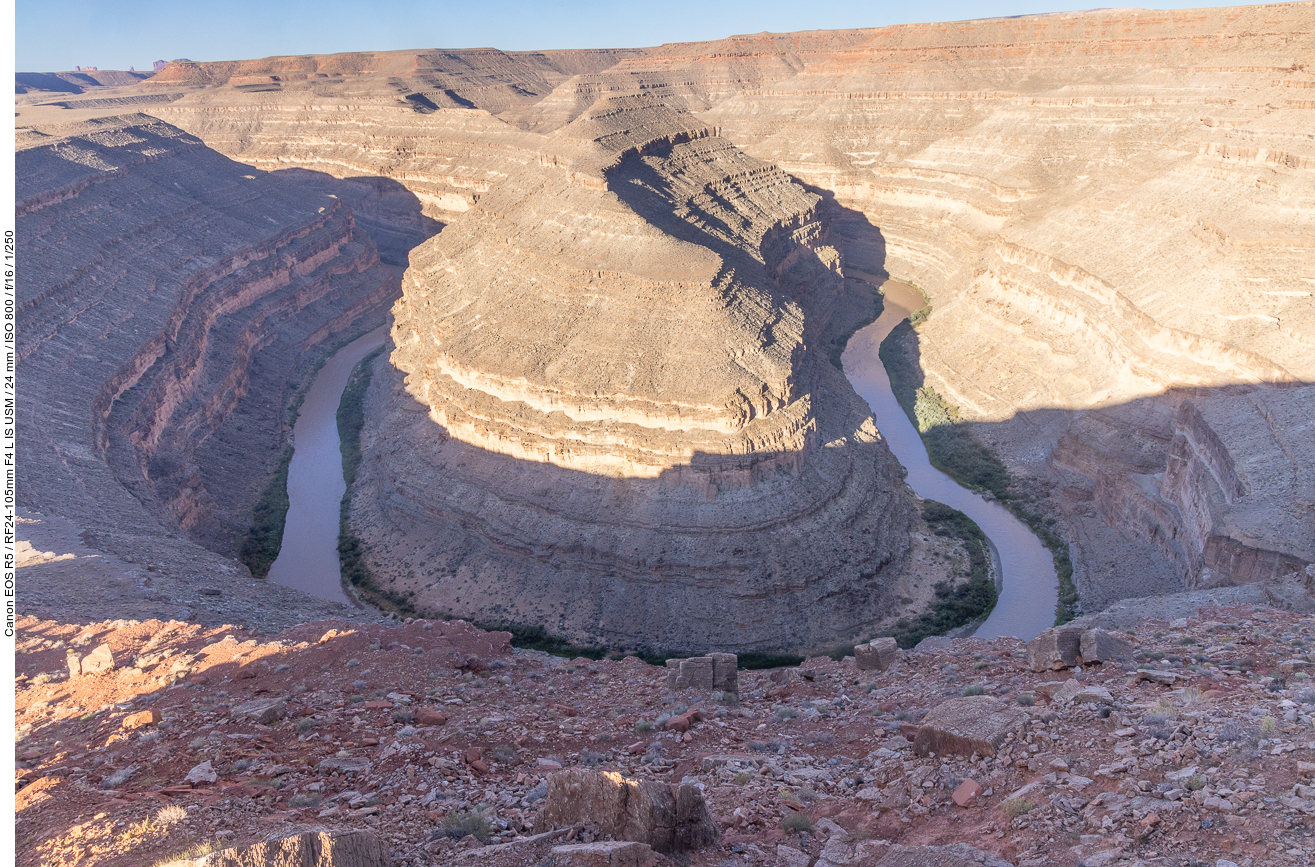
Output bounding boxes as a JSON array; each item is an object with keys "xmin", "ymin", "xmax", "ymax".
[{"xmin": 15, "ymin": 0, "xmax": 1281, "ymax": 72}]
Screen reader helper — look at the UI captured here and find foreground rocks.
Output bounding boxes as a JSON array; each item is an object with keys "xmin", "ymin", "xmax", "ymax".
[
  {"xmin": 539, "ymin": 769, "xmax": 717, "ymax": 853},
  {"xmin": 162, "ymin": 830, "xmax": 387, "ymax": 866},
  {"xmin": 15, "ymin": 600, "xmax": 1315, "ymax": 867}
]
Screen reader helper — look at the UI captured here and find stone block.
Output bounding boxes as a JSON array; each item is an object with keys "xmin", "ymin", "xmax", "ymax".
[
  {"xmin": 709, "ymin": 652, "xmax": 738, "ymax": 694},
  {"xmin": 123, "ymin": 709, "xmax": 161, "ymax": 729},
  {"xmin": 1079, "ymin": 629, "xmax": 1134, "ymax": 665},
  {"xmin": 671, "ymin": 657, "xmax": 715, "ymax": 691},
  {"xmin": 551, "ymin": 842, "xmax": 654, "ymax": 867},
  {"xmin": 854, "ymin": 637, "xmax": 900, "ymax": 672},
  {"xmin": 540, "ymin": 769, "xmax": 718, "ymax": 853},
  {"xmin": 1026, "ymin": 626, "xmax": 1084, "ymax": 671},
  {"xmin": 160, "ymin": 829, "xmax": 386, "ymax": 866},
  {"xmin": 80, "ymin": 644, "xmax": 117, "ymax": 676},
  {"xmin": 913, "ymin": 696, "xmax": 1026, "ymax": 758},
  {"xmin": 230, "ymin": 697, "xmax": 286, "ymax": 724}
]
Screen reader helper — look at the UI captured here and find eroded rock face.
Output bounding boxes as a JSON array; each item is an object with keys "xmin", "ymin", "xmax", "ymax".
[
  {"xmin": 16, "ymin": 114, "xmax": 397, "ymax": 568},
  {"xmin": 350, "ymin": 95, "xmax": 916, "ymax": 651},
  {"xmin": 539, "ymin": 768, "xmax": 718, "ymax": 853},
  {"xmin": 161, "ymin": 829, "xmax": 387, "ymax": 866}
]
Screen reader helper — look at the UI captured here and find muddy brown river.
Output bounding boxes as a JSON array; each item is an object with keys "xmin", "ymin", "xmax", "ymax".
[
  {"xmin": 842, "ymin": 280, "xmax": 1059, "ymax": 640},
  {"xmin": 273, "ymin": 286, "xmax": 1057, "ymax": 639},
  {"xmin": 267, "ymin": 326, "xmax": 388, "ymax": 604}
]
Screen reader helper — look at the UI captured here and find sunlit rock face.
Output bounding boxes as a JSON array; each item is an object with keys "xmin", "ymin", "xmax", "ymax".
[
  {"xmin": 351, "ymin": 95, "xmax": 918, "ymax": 652},
  {"xmin": 18, "ymin": 4, "xmax": 1312, "ymax": 643}
]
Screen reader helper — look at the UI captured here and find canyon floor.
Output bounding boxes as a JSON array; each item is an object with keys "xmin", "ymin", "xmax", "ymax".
[{"xmin": 14, "ymin": 594, "xmax": 1315, "ymax": 867}]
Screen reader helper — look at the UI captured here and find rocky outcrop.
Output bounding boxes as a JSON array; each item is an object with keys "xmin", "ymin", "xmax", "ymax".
[
  {"xmin": 16, "ymin": 114, "xmax": 397, "ymax": 589},
  {"xmin": 539, "ymin": 769, "xmax": 718, "ymax": 853},
  {"xmin": 160, "ymin": 829, "xmax": 387, "ymax": 866},
  {"xmin": 347, "ymin": 95, "xmax": 917, "ymax": 652}
]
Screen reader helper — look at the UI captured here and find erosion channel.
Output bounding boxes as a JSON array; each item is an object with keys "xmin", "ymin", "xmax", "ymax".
[
  {"xmin": 843, "ymin": 280, "xmax": 1059, "ymax": 641},
  {"xmin": 268, "ymin": 326, "xmax": 389, "ymax": 605}
]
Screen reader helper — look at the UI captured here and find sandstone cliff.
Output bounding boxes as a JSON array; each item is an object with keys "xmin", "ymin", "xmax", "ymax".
[
  {"xmin": 16, "ymin": 113, "xmax": 397, "ymax": 626},
  {"xmin": 18, "ymin": 3, "xmax": 1315, "ymax": 640},
  {"xmin": 349, "ymin": 94, "xmax": 919, "ymax": 652}
]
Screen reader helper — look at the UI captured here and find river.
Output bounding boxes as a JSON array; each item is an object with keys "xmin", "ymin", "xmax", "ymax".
[
  {"xmin": 267, "ymin": 326, "xmax": 388, "ymax": 604},
  {"xmin": 273, "ymin": 291, "xmax": 1057, "ymax": 637},
  {"xmin": 842, "ymin": 280, "xmax": 1059, "ymax": 641}
]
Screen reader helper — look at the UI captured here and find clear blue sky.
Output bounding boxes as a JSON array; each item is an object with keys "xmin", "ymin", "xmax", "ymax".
[{"xmin": 16, "ymin": 0, "xmax": 1276, "ymax": 72}]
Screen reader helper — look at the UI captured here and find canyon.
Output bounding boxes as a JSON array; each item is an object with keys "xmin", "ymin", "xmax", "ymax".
[{"xmin": 16, "ymin": 3, "xmax": 1315, "ymax": 653}]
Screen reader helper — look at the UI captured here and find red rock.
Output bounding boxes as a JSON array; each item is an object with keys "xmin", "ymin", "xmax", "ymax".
[
  {"xmin": 899, "ymin": 723, "xmax": 919, "ymax": 740},
  {"xmin": 627, "ymin": 742, "xmax": 648, "ymax": 755},
  {"xmin": 470, "ymin": 759, "xmax": 490, "ymax": 774},
  {"xmin": 952, "ymin": 778, "xmax": 984, "ymax": 807},
  {"xmin": 122, "ymin": 709, "xmax": 161, "ymax": 729},
  {"xmin": 665, "ymin": 709, "xmax": 703, "ymax": 732},
  {"xmin": 234, "ymin": 667, "xmax": 257, "ymax": 680},
  {"xmin": 363, "ymin": 701, "xmax": 392, "ymax": 710},
  {"xmin": 415, "ymin": 707, "xmax": 447, "ymax": 726},
  {"xmin": 464, "ymin": 746, "xmax": 483, "ymax": 764},
  {"xmin": 188, "ymin": 674, "xmax": 209, "ymax": 685},
  {"xmin": 361, "ymin": 738, "xmax": 379, "ymax": 747}
]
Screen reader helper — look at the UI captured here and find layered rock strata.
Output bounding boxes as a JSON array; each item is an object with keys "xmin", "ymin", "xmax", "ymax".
[
  {"xmin": 16, "ymin": 114, "xmax": 396, "ymax": 581},
  {"xmin": 349, "ymin": 96, "xmax": 917, "ymax": 651}
]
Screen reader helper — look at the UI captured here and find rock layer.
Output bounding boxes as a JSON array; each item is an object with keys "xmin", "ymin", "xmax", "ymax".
[
  {"xmin": 16, "ymin": 113, "xmax": 396, "ymax": 611},
  {"xmin": 349, "ymin": 95, "xmax": 917, "ymax": 651}
]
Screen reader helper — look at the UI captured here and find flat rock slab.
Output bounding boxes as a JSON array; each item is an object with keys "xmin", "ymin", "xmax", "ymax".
[
  {"xmin": 230, "ymin": 697, "xmax": 287, "ymax": 724},
  {"xmin": 817, "ymin": 840, "xmax": 1014, "ymax": 867},
  {"xmin": 551, "ymin": 842, "xmax": 654, "ymax": 867},
  {"xmin": 913, "ymin": 696, "xmax": 1026, "ymax": 758},
  {"xmin": 159, "ymin": 829, "xmax": 386, "ymax": 866}
]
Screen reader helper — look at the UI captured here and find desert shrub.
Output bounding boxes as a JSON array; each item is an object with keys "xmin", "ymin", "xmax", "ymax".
[
  {"xmin": 440, "ymin": 809, "xmax": 492, "ymax": 843},
  {"xmin": 782, "ymin": 813, "xmax": 813, "ymax": 833},
  {"xmin": 1002, "ymin": 797, "xmax": 1035, "ymax": 818}
]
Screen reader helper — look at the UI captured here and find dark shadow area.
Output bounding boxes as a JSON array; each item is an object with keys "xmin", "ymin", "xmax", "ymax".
[{"xmin": 273, "ymin": 168, "xmax": 445, "ymax": 265}]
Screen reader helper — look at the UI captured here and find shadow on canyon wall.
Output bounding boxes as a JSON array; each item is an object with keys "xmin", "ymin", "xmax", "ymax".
[
  {"xmin": 273, "ymin": 168, "xmax": 446, "ymax": 266},
  {"xmin": 880, "ymin": 315, "xmax": 1313, "ymax": 609}
]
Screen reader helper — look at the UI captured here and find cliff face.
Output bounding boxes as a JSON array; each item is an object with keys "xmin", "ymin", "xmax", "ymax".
[
  {"xmin": 16, "ymin": 114, "xmax": 397, "ymax": 565},
  {"xmin": 17, "ymin": 4, "xmax": 1314, "ymax": 641},
  {"xmin": 350, "ymin": 95, "xmax": 917, "ymax": 652}
]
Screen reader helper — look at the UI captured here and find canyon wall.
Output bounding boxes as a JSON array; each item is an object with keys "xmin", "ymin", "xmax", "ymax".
[
  {"xmin": 16, "ymin": 114, "xmax": 397, "ymax": 615},
  {"xmin": 17, "ymin": 3, "xmax": 1314, "ymax": 638},
  {"xmin": 348, "ymin": 95, "xmax": 918, "ymax": 652}
]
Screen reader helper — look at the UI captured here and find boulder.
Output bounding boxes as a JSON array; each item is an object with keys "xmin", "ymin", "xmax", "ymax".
[
  {"xmin": 665, "ymin": 654, "xmax": 738, "ymax": 695},
  {"xmin": 1079, "ymin": 629, "xmax": 1135, "ymax": 665},
  {"xmin": 79, "ymin": 644, "xmax": 117, "ymax": 676},
  {"xmin": 551, "ymin": 842, "xmax": 654, "ymax": 867},
  {"xmin": 318, "ymin": 757, "xmax": 371, "ymax": 774},
  {"xmin": 539, "ymin": 769, "xmax": 718, "ymax": 853},
  {"xmin": 415, "ymin": 707, "xmax": 448, "ymax": 726},
  {"xmin": 122, "ymin": 709, "xmax": 161, "ymax": 729},
  {"xmin": 1054, "ymin": 680, "xmax": 1113, "ymax": 705},
  {"xmin": 230, "ymin": 698, "xmax": 286, "ymax": 725},
  {"xmin": 815, "ymin": 840, "xmax": 1014, "ymax": 867},
  {"xmin": 952, "ymin": 778, "xmax": 984, "ymax": 807},
  {"xmin": 159, "ymin": 829, "xmax": 386, "ymax": 866},
  {"xmin": 854, "ymin": 638, "xmax": 900, "ymax": 672},
  {"xmin": 1027, "ymin": 626, "xmax": 1084, "ymax": 671},
  {"xmin": 183, "ymin": 761, "xmax": 217, "ymax": 786},
  {"xmin": 913, "ymin": 696, "xmax": 1026, "ymax": 758}
]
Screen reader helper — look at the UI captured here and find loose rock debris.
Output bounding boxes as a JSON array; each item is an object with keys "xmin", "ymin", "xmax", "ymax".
[{"xmin": 13, "ymin": 607, "xmax": 1315, "ymax": 866}]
